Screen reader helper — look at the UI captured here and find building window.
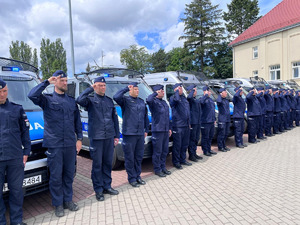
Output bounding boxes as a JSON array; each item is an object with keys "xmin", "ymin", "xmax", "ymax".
[
  {"xmin": 292, "ymin": 62, "xmax": 300, "ymax": 78},
  {"xmin": 253, "ymin": 70, "xmax": 258, "ymax": 76},
  {"xmin": 270, "ymin": 65, "xmax": 280, "ymax": 80},
  {"xmin": 253, "ymin": 46, "xmax": 258, "ymax": 59}
]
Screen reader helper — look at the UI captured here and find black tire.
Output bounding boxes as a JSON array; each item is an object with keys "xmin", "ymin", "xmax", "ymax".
[{"xmin": 112, "ymin": 147, "xmax": 123, "ymax": 170}]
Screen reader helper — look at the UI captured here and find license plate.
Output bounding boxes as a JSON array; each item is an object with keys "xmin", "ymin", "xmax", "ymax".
[{"xmin": 3, "ymin": 175, "xmax": 42, "ymax": 192}]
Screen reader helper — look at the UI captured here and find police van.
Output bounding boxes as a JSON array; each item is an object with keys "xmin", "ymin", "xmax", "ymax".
[
  {"xmin": 0, "ymin": 57, "xmax": 48, "ymax": 196},
  {"xmin": 50, "ymin": 68, "xmax": 155, "ymax": 169},
  {"xmin": 143, "ymin": 71, "xmax": 226, "ymax": 141}
]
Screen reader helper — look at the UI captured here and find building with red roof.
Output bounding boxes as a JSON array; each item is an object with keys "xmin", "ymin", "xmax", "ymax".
[{"xmin": 229, "ymin": 0, "xmax": 300, "ymax": 84}]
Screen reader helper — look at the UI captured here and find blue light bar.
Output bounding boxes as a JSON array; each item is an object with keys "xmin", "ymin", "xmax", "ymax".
[
  {"xmin": 2, "ymin": 66, "xmax": 20, "ymax": 72},
  {"xmin": 103, "ymin": 73, "xmax": 109, "ymax": 77}
]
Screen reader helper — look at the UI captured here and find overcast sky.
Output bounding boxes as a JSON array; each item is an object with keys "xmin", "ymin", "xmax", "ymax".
[{"xmin": 0, "ymin": 0, "xmax": 282, "ymax": 75}]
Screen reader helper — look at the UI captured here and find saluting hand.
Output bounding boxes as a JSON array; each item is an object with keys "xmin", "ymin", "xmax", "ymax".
[
  {"xmin": 128, "ymin": 85, "xmax": 134, "ymax": 90},
  {"xmin": 48, "ymin": 75, "xmax": 61, "ymax": 84}
]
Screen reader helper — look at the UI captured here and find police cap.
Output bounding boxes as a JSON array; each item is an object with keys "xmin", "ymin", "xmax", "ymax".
[
  {"xmin": 219, "ymin": 88, "xmax": 226, "ymax": 93},
  {"xmin": 129, "ymin": 82, "xmax": 138, "ymax": 87},
  {"xmin": 0, "ymin": 79, "xmax": 6, "ymax": 89},
  {"xmin": 52, "ymin": 70, "xmax": 67, "ymax": 78},
  {"xmin": 173, "ymin": 83, "xmax": 182, "ymax": 89},
  {"xmin": 152, "ymin": 84, "xmax": 164, "ymax": 92},
  {"xmin": 94, "ymin": 76, "xmax": 106, "ymax": 83},
  {"xmin": 272, "ymin": 87, "xmax": 278, "ymax": 91},
  {"xmin": 203, "ymin": 86, "xmax": 210, "ymax": 91},
  {"xmin": 279, "ymin": 88, "xmax": 284, "ymax": 92},
  {"xmin": 256, "ymin": 87, "xmax": 264, "ymax": 91},
  {"xmin": 186, "ymin": 84, "xmax": 196, "ymax": 92}
]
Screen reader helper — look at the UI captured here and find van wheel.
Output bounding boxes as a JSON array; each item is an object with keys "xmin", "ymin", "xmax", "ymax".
[{"xmin": 112, "ymin": 148, "xmax": 122, "ymax": 170}]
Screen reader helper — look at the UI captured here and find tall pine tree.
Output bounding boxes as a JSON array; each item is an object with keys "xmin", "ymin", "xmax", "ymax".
[
  {"xmin": 179, "ymin": 0, "xmax": 224, "ymax": 74},
  {"xmin": 223, "ymin": 0, "xmax": 260, "ymax": 37}
]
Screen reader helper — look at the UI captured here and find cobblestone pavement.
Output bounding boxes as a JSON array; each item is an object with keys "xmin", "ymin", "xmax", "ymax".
[{"xmin": 22, "ymin": 127, "xmax": 300, "ymax": 224}]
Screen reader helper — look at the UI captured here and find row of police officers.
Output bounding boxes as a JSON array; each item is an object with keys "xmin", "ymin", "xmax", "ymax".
[{"xmin": 1, "ymin": 71, "xmax": 300, "ymax": 223}]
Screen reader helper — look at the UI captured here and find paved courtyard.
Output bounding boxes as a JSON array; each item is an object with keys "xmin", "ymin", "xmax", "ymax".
[{"xmin": 23, "ymin": 127, "xmax": 300, "ymax": 225}]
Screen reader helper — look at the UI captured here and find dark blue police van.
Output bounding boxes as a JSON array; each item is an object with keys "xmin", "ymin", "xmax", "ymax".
[{"xmin": 1, "ymin": 57, "xmax": 48, "ymax": 197}]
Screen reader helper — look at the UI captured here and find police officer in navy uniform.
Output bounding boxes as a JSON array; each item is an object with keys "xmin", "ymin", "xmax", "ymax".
[
  {"xmin": 113, "ymin": 82, "xmax": 149, "ymax": 187},
  {"xmin": 246, "ymin": 87, "xmax": 261, "ymax": 144},
  {"xmin": 256, "ymin": 87, "xmax": 267, "ymax": 140},
  {"xmin": 272, "ymin": 88, "xmax": 282, "ymax": 134},
  {"xmin": 28, "ymin": 70, "xmax": 83, "ymax": 217},
  {"xmin": 186, "ymin": 84, "xmax": 203, "ymax": 162},
  {"xmin": 232, "ymin": 86, "xmax": 247, "ymax": 148},
  {"xmin": 264, "ymin": 86, "xmax": 274, "ymax": 136},
  {"xmin": 288, "ymin": 89, "xmax": 297, "ymax": 128},
  {"xmin": 76, "ymin": 76, "xmax": 120, "ymax": 201},
  {"xmin": 200, "ymin": 86, "xmax": 216, "ymax": 156},
  {"xmin": 146, "ymin": 85, "xmax": 172, "ymax": 177},
  {"xmin": 296, "ymin": 91, "xmax": 300, "ymax": 126},
  {"xmin": 169, "ymin": 83, "xmax": 191, "ymax": 169},
  {"xmin": 279, "ymin": 89, "xmax": 288, "ymax": 132},
  {"xmin": 0, "ymin": 79, "xmax": 30, "ymax": 225},
  {"xmin": 216, "ymin": 88, "xmax": 231, "ymax": 152}
]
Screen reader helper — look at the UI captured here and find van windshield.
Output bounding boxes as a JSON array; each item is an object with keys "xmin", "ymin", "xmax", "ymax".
[
  {"xmin": 4, "ymin": 79, "xmax": 41, "ymax": 111},
  {"xmin": 106, "ymin": 81, "xmax": 152, "ymax": 103}
]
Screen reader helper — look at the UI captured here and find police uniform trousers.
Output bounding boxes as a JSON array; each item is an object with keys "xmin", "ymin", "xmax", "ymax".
[
  {"xmin": 265, "ymin": 111, "xmax": 273, "ymax": 135},
  {"xmin": 286, "ymin": 110, "xmax": 291, "ymax": 129},
  {"xmin": 257, "ymin": 114, "xmax": 265, "ymax": 138},
  {"xmin": 0, "ymin": 158, "xmax": 24, "ymax": 225},
  {"xmin": 296, "ymin": 110, "xmax": 300, "ymax": 126},
  {"xmin": 188, "ymin": 124, "xmax": 201, "ymax": 158},
  {"xmin": 122, "ymin": 135, "xmax": 144, "ymax": 183},
  {"xmin": 233, "ymin": 118, "xmax": 244, "ymax": 146},
  {"xmin": 89, "ymin": 138, "xmax": 114, "ymax": 193},
  {"xmin": 201, "ymin": 123, "xmax": 214, "ymax": 154},
  {"xmin": 290, "ymin": 109, "xmax": 296, "ymax": 127},
  {"xmin": 172, "ymin": 126, "xmax": 190, "ymax": 165},
  {"xmin": 217, "ymin": 122, "xmax": 230, "ymax": 149},
  {"xmin": 273, "ymin": 112, "xmax": 281, "ymax": 133},
  {"xmin": 151, "ymin": 132, "xmax": 169, "ymax": 173},
  {"xmin": 46, "ymin": 147, "xmax": 76, "ymax": 206},
  {"xmin": 247, "ymin": 116, "xmax": 259, "ymax": 143}
]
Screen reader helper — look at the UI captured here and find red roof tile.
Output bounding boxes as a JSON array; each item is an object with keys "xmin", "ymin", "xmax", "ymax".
[{"xmin": 229, "ymin": 0, "xmax": 300, "ymax": 46}]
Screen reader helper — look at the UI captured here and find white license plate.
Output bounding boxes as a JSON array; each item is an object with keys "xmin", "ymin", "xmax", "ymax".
[{"xmin": 3, "ymin": 175, "xmax": 42, "ymax": 192}]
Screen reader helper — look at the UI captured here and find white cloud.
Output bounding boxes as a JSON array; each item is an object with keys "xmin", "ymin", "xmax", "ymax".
[{"xmin": 160, "ymin": 22, "xmax": 185, "ymax": 52}]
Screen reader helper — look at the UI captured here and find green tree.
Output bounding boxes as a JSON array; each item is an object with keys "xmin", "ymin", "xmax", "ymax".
[
  {"xmin": 32, "ymin": 48, "xmax": 38, "ymax": 68},
  {"xmin": 207, "ymin": 42, "xmax": 233, "ymax": 78},
  {"xmin": 86, "ymin": 62, "xmax": 91, "ymax": 72},
  {"xmin": 166, "ymin": 47, "xmax": 194, "ymax": 71},
  {"xmin": 120, "ymin": 44, "xmax": 151, "ymax": 74},
  {"xmin": 179, "ymin": 0, "xmax": 225, "ymax": 73},
  {"xmin": 9, "ymin": 40, "xmax": 33, "ymax": 64},
  {"xmin": 223, "ymin": 0, "xmax": 260, "ymax": 36},
  {"xmin": 40, "ymin": 38, "xmax": 67, "ymax": 79},
  {"xmin": 150, "ymin": 48, "xmax": 167, "ymax": 72}
]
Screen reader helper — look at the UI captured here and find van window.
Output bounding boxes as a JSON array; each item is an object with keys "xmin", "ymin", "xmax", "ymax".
[
  {"xmin": 4, "ymin": 79, "xmax": 41, "ymax": 111},
  {"xmin": 166, "ymin": 85, "xmax": 174, "ymax": 101},
  {"xmin": 79, "ymin": 82, "xmax": 91, "ymax": 95},
  {"xmin": 67, "ymin": 83, "xmax": 76, "ymax": 98}
]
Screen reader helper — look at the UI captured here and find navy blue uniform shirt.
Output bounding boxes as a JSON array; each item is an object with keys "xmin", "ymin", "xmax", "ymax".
[
  {"xmin": 28, "ymin": 80, "xmax": 83, "ymax": 148},
  {"xmin": 279, "ymin": 92, "xmax": 288, "ymax": 112},
  {"xmin": 246, "ymin": 91, "xmax": 261, "ymax": 116},
  {"xmin": 233, "ymin": 90, "xmax": 246, "ymax": 119},
  {"xmin": 0, "ymin": 100, "xmax": 31, "ymax": 161},
  {"xmin": 146, "ymin": 92, "xmax": 170, "ymax": 132},
  {"xmin": 200, "ymin": 94, "xmax": 216, "ymax": 123},
  {"xmin": 169, "ymin": 90, "xmax": 190, "ymax": 127},
  {"xmin": 264, "ymin": 91, "xmax": 274, "ymax": 112},
  {"xmin": 113, "ymin": 87, "xmax": 149, "ymax": 135},
  {"xmin": 76, "ymin": 86, "xmax": 120, "ymax": 140},
  {"xmin": 257, "ymin": 92, "xmax": 267, "ymax": 114},
  {"xmin": 216, "ymin": 95, "xmax": 230, "ymax": 122},
  {"xmin": 187, "ymin": 89, "xmax": 201, "ymax": 125},
  {"xmin": 273, "ymin": 92, "xmax": 281, "ymax": 112}
]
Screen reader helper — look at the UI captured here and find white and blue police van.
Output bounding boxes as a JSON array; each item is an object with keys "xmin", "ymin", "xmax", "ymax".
[
  {"xmin": 0, "ymin": 57, "xmax": 49, "ymax": 197},
  {"xmin": 54, "ymin": 68, "xmax": 155, "ymax": 169}
]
